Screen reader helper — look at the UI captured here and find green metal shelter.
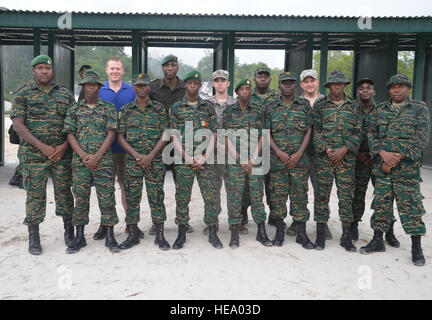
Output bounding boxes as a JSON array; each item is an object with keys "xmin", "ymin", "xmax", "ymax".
[{"xmin": 1, "ymin": 9, "xmax": 432, "ymax": 166}]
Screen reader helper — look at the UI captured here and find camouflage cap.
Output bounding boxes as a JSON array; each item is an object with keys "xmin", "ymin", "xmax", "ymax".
[
  {"xmin": 300, "ymin": 69, "xmax": 318, "ymax": 82},
  {"xmin": 235, "ymin": 78, "xmax": 252, "ymax": 92},
  {"xmin": 161, "ymin": 54, "xmax": 178, "ymax": 66},
  {"xmin": 324, "ymin": 70, "xmax": 351, "ymax": 88},
  {"xmin": 213, "ymin": 69, "xmax": 229, "ymax": 80},
  {"xmin": 78, "ymin": 70, "xmax": 104, "ymax": 86},
  {"xmin": 132, "ymin": 73, "xmax": 151, "ymax": 86},
  {"xmin": 387, "ymin": 74, "xmax": 412, "ymax": 88},
  {"xmin": 31, "ymin": 55, "xmax": 53, "ymax": 67},
  {"xmin": 254, "ymin": 66, "xmax": 271, "ymax": 75},
  {"xmin": 279, "ymin": 71, "xmax": 297, "ymax": 82},
  {"xmin": 183, "ymin": 70, "xmax": 201, "ymax": 82},
  {"xmin": 356, "ymin": 77, "xmax": 375, "ymax": 87}
]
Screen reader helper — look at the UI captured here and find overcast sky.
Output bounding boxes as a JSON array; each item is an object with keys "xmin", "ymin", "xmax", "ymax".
[{"xmin": 2, "ymin": 0, "xmax": 430, "ymax": 68}]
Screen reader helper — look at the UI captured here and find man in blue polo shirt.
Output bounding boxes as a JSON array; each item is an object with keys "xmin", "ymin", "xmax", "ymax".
[{"xmin": 94, "ymin": 56, "xmax": 144, "ymax": 240}]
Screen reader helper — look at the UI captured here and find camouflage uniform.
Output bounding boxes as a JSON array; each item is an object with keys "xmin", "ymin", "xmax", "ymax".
[
  {"xmin": 367, "ymin": 99, "xmax": 430, "ymax": 235},
  {"xmin": 170, "ymin": 97, "xmax": 219, "ymax": 226},
  {"xmin": 63, "ymin": 98, "xmax": 119, "ymax": 227},
  {"xmin": 208, "ymin": 95, "xmax": 237, "ymax": 216},
  {"xmin": 223, "ymin": 101, "xmax": 267, "ymax": 225},
  {"xmin": 313, "ymin": 95, "xmax": 361, "ymax": 224},
  {"xmin": 243, "ymin": 88, "xmax": 280, "ymax": 210},
  {"xmin": 353, "ymin": 103, "xmax": 380, "ymax": 222},
  {"xmin": 267, "ymin": 96, "xmax": 312, "ymax": 222},
  {"xmin": 11, "ymin": 80, "xmax": 74, "ymax": 225},
  {"xmin": 118, "ymin": 99, "xmax": 168, "ymax": 225}
]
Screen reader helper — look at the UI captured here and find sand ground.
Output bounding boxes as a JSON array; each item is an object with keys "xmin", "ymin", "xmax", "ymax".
[{"xmin": 1, "ymin": 117, "xmax": 431, "ymax": 300}]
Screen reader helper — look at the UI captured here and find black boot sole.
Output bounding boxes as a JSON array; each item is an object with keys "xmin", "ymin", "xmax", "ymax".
[
  {"xmin": 386, "ymin": 237, "xmax": 400, "ymax": 248},
  {"xmin": 66, "ymin": 241, "xmax": 87, "ymax": 254},
  {"xmin": 119, "ymin": 239, "xmax": 140, "ymax": 250},
  {"xmin": 29, "ymin": 248, "xmax": 42, "ymax": 255}
]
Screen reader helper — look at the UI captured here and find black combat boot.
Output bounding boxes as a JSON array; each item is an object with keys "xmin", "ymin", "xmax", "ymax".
[
  {"xmin": 360, "ymin": 230, "xmax": 385, "ymax": 254},
  {"xmin": 173, "ymin": 224, "xmax": 187, "ymax": 250},
  {"xmin": 272, "ymin": 218, "xmax": 285, "ymax": 247},
  {"xmin": 28, "ymin": 224, "xmax": 42, "ymax": 255},
  {"xmin": 314, "ymin": 223, "xmax": 326, "ymax": 250},
  {"xmin": 411, "ymin": 235, "xmax": 425, "ymax": 266},
  {"xmin": 208, "ymin": 225, "xmax": 223, "ymax": 249},
  {"xmin": 105, "ymin": 226, "xmax": 121, "ymax": 253},
  {"xmin": 125, "ymin": 224, "xmax": 145, "ymax": 239},
  {"xmin": 256, "ymin": 222, "xmax": 272, "ymax": 247},
  {"xmin": 351, "ymin": 220, "xmax": 359, "ymax": 241},
  {"xmin": 296, "ymin": 221, "xmax": 314, "ymax": 249},
  {"xmin": 154, "ymin": 223, "xmax": 170, "ymax": 250},
  {"xmin": 325, "ymin": 223, "xmax": 333, "ymax": 240},
  {"xmin": 66, "ymin": 225, "xmax": 87, "ymax": 254},
  {"xmin": 93, "ymin": 224, "xmax": 107, "ymax": 240},
  {"xmin": 119, "ymin": 224, "xmax": 140, "ymax": 250},
  {"xmin": 340, "ymin": 224, "xmax": 357, "ymax": 252},
  {"xmin": 63, "ymin": 217, "xmax": 75, "ymax": 247},
  {"xmin": 286, "ymin": 220, "xmax": 297, "ymax": 236},
  {"xmin": 385, "ymin": 221, "xmax": 400, "ymax": 248},
  {"xmin": 229, "ymin": 224, "xmax": 240, "ymax": 249}
]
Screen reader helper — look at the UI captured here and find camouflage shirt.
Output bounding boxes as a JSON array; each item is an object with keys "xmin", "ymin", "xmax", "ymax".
[
  {"xmin": 250, "ymin": 88, "xmax": 280, "ymax": 109},
  {"xmin": 223, "ymin": 102, "xmax": 267, "ymax": 155},
  {"xmin": 266, "ymin": 97, "xmax": 312, "ymax": 170},
  {"xmin": 368, "ymin": 99, "xmax": 430, "ymax": 163},
  {"xmin": 313, "ymin": 95, "xmax": 361, "ymax": 157},
  {"xmin": 357, "ymin": 103, "xmax": 376, "ymax": 153},
  {"xmin": 10, "ymin": 80, "xmax": 74, "ymax": 162},
  {"xmin": 208, "ymin": 95, "xmax": 237, "ymax": 129},
  {"xmin": 63, "ymin": 98, "xmax": 117, "ymax": 163},
  {"xmin": 118, "ymin": 99, "xmax": 168, "ymax": 161},
  {"xmin": 169, "ymin": 97, "xmax": 217, "ymax": 152}
]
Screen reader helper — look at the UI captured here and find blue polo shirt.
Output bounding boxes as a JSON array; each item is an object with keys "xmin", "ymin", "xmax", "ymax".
[{"xmin": 99, "ymin": 80, "xmax": 136, "ymax": 153}]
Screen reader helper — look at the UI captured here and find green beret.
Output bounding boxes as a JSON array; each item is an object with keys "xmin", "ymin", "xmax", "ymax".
[
  {"xmin": 31, "ymin": 55, "xmax": 53, "ymax": 67},
  {"xmin": 183, "ymin": 70, "xmax": 201, "ymax": 82},
  {"xmin": 255, "ymin": 67, "xmax": 271, "ymax": 75},
  {"xmin": 279, "ymin": 71, "xmax": 297, "ymax": 82},
  {"xmin": 235, "ymin": 78, "xmax": 252, "ymax": 92},
  {"xmin": 161, "ymin": 54, "xmax": 178, "ymax": 66},
  {"xmin": 324, "ymin": 70, "xmax": 350, "ymax": 88},
  {"xmin": 132, "ymin": 73, "xmax": 151, "ymax": 86},
  {"xmin": 79, "ymin": 70, "xmax": 104, "ymax": 86},
  {"xmin": 387, "ymin": 74, "xmax": 412, "ymax": 88}
]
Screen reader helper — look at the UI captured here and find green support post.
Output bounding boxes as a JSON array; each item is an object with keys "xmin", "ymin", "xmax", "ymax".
[
  {"xmin": 305, "ymin": 35, "xmax": 313, "ymax": 69},
  {"xmin": 319, "ymin": 34, "xmax": 328, "ymax": 95},
  {"xmin": 131, "ymin": 30, "xmax": 142, "ymax": 76},
  {"xmin": 69, "ymin": 38, "xmax": 75, "ymax": 92},
  {"xmin": 33, "ymin": 28, "xmax": 41, "ymax": 57},
  {"xmin": 284, "ymin": 43, "xmax": 290, "ymax": 71},
  {"xmin": 413, "ymin": 34, "xmax": 426, "ymax": 100},
  {"xmin": 48, "ymin": 32, "xmax": 55, "ymax": 63},
  {"xmin": 227, "ymin": 32, "xmax": 235, "ymax": 96},
  {"xmin": 0, "ymin": 41, "xmax": 4, "ymax": 166}
]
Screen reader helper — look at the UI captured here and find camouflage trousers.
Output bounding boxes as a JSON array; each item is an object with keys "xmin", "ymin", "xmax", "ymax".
[
  {"xmin": 21, "ymin": 159, "xmax": 73, "ymax": 225},
  {"xmin": 371, "ymin": 161, "xmax": 426, "ymax": 235},
  {"xmin": 353, "ymin": 160, "xmax": 396, "ymax": 223},
  {"xmin": 353, "ymin": 160, "xmax": 374, "ymax": 222},
  {"xmin": 214, "ymin": 164, "xmax": 230, "ymax": 215},
  {"xmin": 308, "ymin": 156, "xmax": 319, "ymax": 216},
  {"xmin": 269, "ymin": 167, "xmax": 310, "ymax": 222},
  {"xmin": 314, "ymin": 155, "xmax": 356, "ymax": 224},
  {"xmin": 72, "ymin": 156, "xmax": 118, "ymax": 226},
  {"xmin": 227, "ymin": 164, "xmax": 266, "ymax": 225},
  {"xmin": 173, "ymin": 164, "xmax": 219, "ymax": 226},
  {"xmin": 124, "ymin": 159, "xmax": 166, "ymax": 225},
  {"xmin": 240, "ymin": 172, "xmax": 271, "ymax": 213}
]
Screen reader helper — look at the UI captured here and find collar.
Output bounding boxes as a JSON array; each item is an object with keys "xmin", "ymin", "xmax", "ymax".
[
  {"xmin": 160, "ymin": 77, "xmax": 184, "ymax": 90},
  {"xmin": 102, "ymin": 80, "xmax": 129, "ymax": 91},
  {"xmin": 31, "ymin": 80, "xmax": 58, "ymax": 91},
  {"xmin": 133, "ymin": 98, "xmax": 155, "ymax": 109}
]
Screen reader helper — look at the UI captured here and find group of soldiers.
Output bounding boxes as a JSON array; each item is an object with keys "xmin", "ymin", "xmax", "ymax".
[{"xmin": 10, "ymin": 53, "xmax": 429, "ymax": 266}]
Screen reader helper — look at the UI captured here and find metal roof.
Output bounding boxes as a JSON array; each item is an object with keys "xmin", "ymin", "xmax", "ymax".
[{"xmin": 1, "ymin": 9, "xmax": 431, "ymax": 50}]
